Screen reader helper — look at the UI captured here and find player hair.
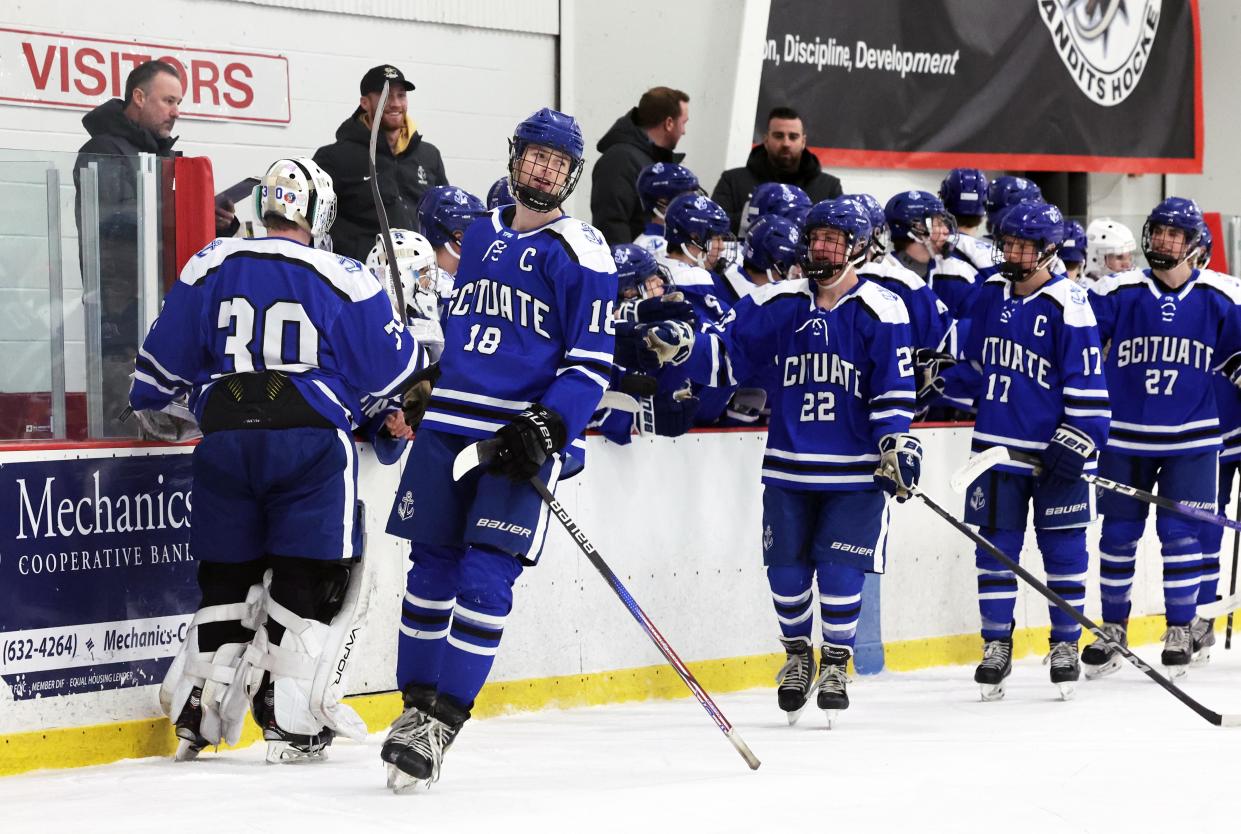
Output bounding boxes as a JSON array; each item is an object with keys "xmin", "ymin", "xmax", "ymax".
[
  {"xmin": 635, "ymin": 87, "xmax": 690, "ymax": 129},
  {"xmin": 766, "ymin": 106, "xmax": 803, "ymax": 128},
  {"xmin": 124, "ymin": 60, "xmax": 181, "ymax": 104},
  {"xmin": 263, "ymin": 212, "xmax": 302, "ymax": 232}
]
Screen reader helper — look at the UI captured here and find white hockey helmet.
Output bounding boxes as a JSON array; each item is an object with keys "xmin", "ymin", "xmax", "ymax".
[
  {"xmin": 252, "ymin": 157, "xmax": 337, "ymax": 239},
  {"xmin": 366, "ymin": 229, "xmax": 437, "ymax": 304},
  {"xmin": 1085, "ymin": 218, "xmax": 1137, "ymax": 277}
]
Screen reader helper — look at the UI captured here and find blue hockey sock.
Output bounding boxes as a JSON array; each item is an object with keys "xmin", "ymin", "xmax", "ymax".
[
  {"xmin": 1099, "ymin": 517, "xmax": 1142, "ymax": 624},
  {"xmin": 766, "ymin": 564, "xmax": 815, "ymax": 642},
  {"xmin": 817, "ymin": 564, "xmax": 866, "ymax": 654},
  {"xmin": 976, "ymin": 527, "xmax": 1022, "ymax": 641},
  {"xmin": 396, "ymin": 543, "xmax": 462, "ymax": 693},
  {"xmin": 1156, "ymin": 512, "xmax": 1202, "ymax": 627},
  {"xmin": 1037, "ymin": 528, "xmax": 1087, "ymax": 644},
  {"xmin": 434, "ymin": 545, "xmax": 524, "ymax": 711}
]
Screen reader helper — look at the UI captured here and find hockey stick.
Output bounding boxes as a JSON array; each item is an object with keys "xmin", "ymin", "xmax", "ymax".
[
  {"xmin": 1198, "ymin": 591, "xmax": 1241, "ymax": 620},
  {"xmin": 453, "ymin": 439, "xmax": 762, "ymax": 769},
  {"xmin": 950, "ymin": 446, "xmax": 1241, "ymax": 534},
  {"xmin": 911, "ymin": 484, "xmax": 1241, "ymax": 727},
  {"xmin": 367, "ymin": 79, "xmax": 407, "ymax": 318},
  {"xmin": 1228, "ymin": 478, "xmax": 1240, "ymax": 648}
]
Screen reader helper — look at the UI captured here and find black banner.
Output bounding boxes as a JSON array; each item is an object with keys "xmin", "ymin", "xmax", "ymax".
[{"xmin": 756, "ymin": 0, "xmax": 1201, "ymax": 173}]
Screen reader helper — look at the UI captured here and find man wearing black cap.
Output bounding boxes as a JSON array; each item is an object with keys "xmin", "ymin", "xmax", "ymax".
[{"xmin": 313, "ymin": 64, "xmax": 448, "ymax": 261}]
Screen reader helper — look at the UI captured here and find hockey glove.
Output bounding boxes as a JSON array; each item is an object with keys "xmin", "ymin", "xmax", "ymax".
[
  {"xmin": 1041, "ymin": 424, "xmax": 1095, "ymax": 483},
  {"xmin": 652, "ymin": 388, "xmax": 701, "ymax": 437},
  {"xmin": 875, "ymin": 433, "xmax": 922, "ymax": 502},
  {"xmin": 914, "ymin": 375, "xmax": 946, "ymax": 414},
  {"xmin": 635, "ymin": 293, "xmax": 696, "ymax": 325},
  {"xmin": 491, "ymin": 404, "xmax": 567, "ymax": 482},
  {"xmin": 638, "ymin": 320, "xmax": 695, "ymax": 370},
  {"xmin": 401, "ymin": 362, "xmax": 442, "ymax": 429}
]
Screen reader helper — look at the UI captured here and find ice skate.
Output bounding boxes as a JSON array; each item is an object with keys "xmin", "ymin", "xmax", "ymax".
[
  {"xmin": 815, "ymin": 645, "xmax": 850, "ymax": 728},
  {"xmin": 1044, "ymin": 641, "xmax": 1080, "ymax": 700},
  {"xmin": 172, "ymin": 686, "xmax": 210, "ymax": 761},
  {"xmin": 775, "ymin": 636, "xmax": 816, "ymax": 725},
  {"xmin": 251, "ymin": 680, "xmax": 334, "ymax": 763},
  {"xmin": 1189, "ymin": 616, "xmax": 1215, "ymax": 667},
  {"xmin": 974, "ymin": 637, "xmax": 1012, "ymax": 701},
  {"xmin": 1081, "ymin": 621, "xmax": 1127, "ymax": 679},
  {"xmin": 1160, "ymin": 624, "xmax": 1193, "ymax": 679},
  {"xmin": 382, "ymin": 699, "xmax": 469, "ymax": 794}
]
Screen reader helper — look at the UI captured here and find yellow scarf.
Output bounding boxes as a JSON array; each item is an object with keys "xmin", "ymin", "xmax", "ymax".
[{"xmin": 359, "ymin": 112, "xmax": 417, "ymax": 154}]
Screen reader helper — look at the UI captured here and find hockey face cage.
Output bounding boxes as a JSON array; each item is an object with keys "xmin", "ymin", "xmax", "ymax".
[
  {"xmin": 803, "ymin": 226, "xmax": 868, "ymax": 289},
  {"xmin": 508, "ymin": 140, "xmax": 584, "ymax": 213},
  {"xmin": 1142, "ymin": 204, "xmax": 1204, "ymax": 271}
]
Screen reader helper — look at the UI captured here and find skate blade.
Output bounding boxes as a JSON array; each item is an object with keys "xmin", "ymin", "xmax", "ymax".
[
  {"xmin": 979, "ymin": 681, "xmax": 1007, "ymax": 702},
  {"xmin": 173, "ymin": 739, "xmax": 203, "ymax": 762},
  {"xmin": 821, "ymin": 708, "xmax": 840, "ymax": 729},
  {"xmin": 785, "ymin": 704, "xmax": 808, "ymax": 726},
  {"xmin": 1056, "ymin": 682, "xmax": 1076, "ymax": 701},
  {"xmin": 387, "ymin": 763, "xmax": 430, "ymax": 795},
  {"xmin": 1191, "ymin": 647, "xmax": 1212, "ymax": 667},
  {"xmin": 1163, "ymin": 664, "xmax": 1188, "ymax": 681},
  {"xmin": 1083, "ymin": 656, "xmax": 1123, "ymax": 680},
  {"xmin": 265, "ymin": 741, "xmax": 328, "ymax": 764}
]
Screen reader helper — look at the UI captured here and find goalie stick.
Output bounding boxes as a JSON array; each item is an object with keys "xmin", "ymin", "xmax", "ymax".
[
  {"xmin": 911, "ymin": 483, "xmax": 1241, "ymax": 727},
  {"xmin": 453, "ymin": 439, "xmax": 762, "ymax": 770},
  {"xmin": 367, "ymin": 79, "xmax": 408, "ymax": 319},
  {"xmin": 950, "ymin": 446, "xmax": 1241, "ymax": 535}
]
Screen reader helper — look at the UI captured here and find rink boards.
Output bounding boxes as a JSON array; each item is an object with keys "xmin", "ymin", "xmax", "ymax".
[{"xmin": 0, "ymin": 427, "xmax": 1220, "ymax": 775}]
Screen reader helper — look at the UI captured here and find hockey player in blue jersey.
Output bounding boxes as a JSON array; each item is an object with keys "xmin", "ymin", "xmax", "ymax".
[
  {"xmin": 418, "ymin": 184, "xmax": 487, "ymax": 278},
  {"xmin": 940, "ymin": 167, "xmax": 991, "ymax": 271},
  {"xmin": 683, "ymin": 197, "xmax": 920, "ymax": 725},
  {"xmin": 486, "ymin": 176, "xmax": 514, "ymax": 209},
  {"xmin": 1058, "ymin": 220, "xmax": 1088, "ymax": 285},
  {"xmin": 984, "ymin": 176, "xmax": 1042, "ymax": 239},
  {"xmin": 634, "ymin": 162, "xmax": 700, "ymax": 257},
  {"xmin": 129, "ymin": 157, "xmax": 429, "ymax": 762},
  {"xmin": 738, "ymin": 181, "xmax": 812, "ymax": 237},
  {"xmin": 379, "ymin": 108, "xmax": 620, "ymax": 792},
  {"xmin": 935, "ymin": 201, "xmax": 1110, "ymax": 700},
  {"xmin": 1084, "ymin": 198, "xmax": 1241, "ymax": 678}
]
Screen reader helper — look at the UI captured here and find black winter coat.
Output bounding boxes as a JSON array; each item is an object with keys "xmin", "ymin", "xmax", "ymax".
[
  {"xmin": 590, "ymin": 109, "xmax": 685, "ymax": 246},
  {"xmin": 710, "ymin": 145, "xmax": 843, "ymax": 234},
  {"xmin": 313, "ymin": 114, "xmax": 448, "ymax": 262}
]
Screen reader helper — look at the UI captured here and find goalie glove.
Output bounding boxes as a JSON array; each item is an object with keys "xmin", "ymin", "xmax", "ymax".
[
  {"xmin": 491, "ymin": 404, "xmax": 567, "ymax": 482},
  {"xmin": 1041, "ymin": 424, "xmax": 1095, "ymax": 483},
  {"xmin": 874, "ymin": 433, "xmax": 922, "ymax": 502}
]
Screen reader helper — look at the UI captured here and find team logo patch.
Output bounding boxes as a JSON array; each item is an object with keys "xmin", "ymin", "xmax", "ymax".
[
  {"xmin": 763, "ymin": 525, "xmax": 774, "ymax": 552},
  {"xmin": 970, "ymin": 485, "xmax": 986, "ymax": 512},
  {"xmin": 1038, "ymin": 0, "xmax": 1162, "ymax": 107},
  {"xmin": 397, "ymin": 490, "xmax": 415, "ymax": 521},
  {"xmin": 1160, "ymin": 295, "xmax": 1176, "ymax": 322}
]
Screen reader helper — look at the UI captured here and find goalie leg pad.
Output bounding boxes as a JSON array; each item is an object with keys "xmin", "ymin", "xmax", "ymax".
[{"xmin": 226, "ymin": 557, "xmax": 371, "ymax": 743}]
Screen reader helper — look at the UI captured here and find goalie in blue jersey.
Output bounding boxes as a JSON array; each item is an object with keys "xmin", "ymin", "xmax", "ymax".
[
  {"xmin": 379, "ymin": 108, "xmax": 625, "ymax": 792},
  {"xmin": 682, "ymin": 197, "xmax": 920, "ymax": 726}
]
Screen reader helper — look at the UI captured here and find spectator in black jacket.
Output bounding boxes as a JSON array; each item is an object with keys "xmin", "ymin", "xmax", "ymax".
[
  {"xmin": 711, "ymin": 106, "xmax": 843, "ymax": 234},
  {"xmin": 590, "ymin": 87, "xmax": 689, "ymax": 245},
  {"xmin": 313, "ymin": 64, "xmax": 448, "ymax": 262}
]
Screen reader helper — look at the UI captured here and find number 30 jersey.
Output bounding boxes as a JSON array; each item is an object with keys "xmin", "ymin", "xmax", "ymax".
[
  {"xmin": 421, "ymin": 209, "xmax": 618, "ymax": 462},
  {"xmin": 686, "ymin": 277, "xmax": 916, "ymax": 491},
  {"xmin": 130, "ymin": 236, "xmax": 425, "ymax": 431},
  {"xmin": 1090, "ymin": 268, "xmax": 1241, "ymax": 457},
  {"xmin": 952, "ymin": 274, "xmax": 1110, "ymax": 474}
]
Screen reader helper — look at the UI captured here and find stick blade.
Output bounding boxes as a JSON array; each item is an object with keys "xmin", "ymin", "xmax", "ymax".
[
  {"xmin": 599, "ymin": 390, "xmax": 640, "ymax": 414},
  {"xmin": 1198, "ymin": 592, "xmax": 1241, "ymax": 620},
  {"xmin": 949, "ymin": 446, "xmax": 1011, "ymax": 493},
  {"xmin": 452, "ymin": 439, "xmax": 500, "ymax": 481},
  {"xmin": 1218, "ymin": 713, "xmax": 1241, "ymax": 728}
]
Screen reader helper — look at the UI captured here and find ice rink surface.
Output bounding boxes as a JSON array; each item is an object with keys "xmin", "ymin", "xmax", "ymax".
[{"xmin": 5, "ymin": 644, "xmax": 1239, "ymax": 834}]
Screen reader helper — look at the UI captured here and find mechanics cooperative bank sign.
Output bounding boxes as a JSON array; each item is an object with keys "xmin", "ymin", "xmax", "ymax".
[{"xmin": 0, "ymin": 27, "xmax": 290, "ymax": 124}]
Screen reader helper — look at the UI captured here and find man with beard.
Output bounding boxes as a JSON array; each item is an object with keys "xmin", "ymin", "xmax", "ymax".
[{"xmin": 711, "ymin": 107, "xmax": 842, "ymax": 234}]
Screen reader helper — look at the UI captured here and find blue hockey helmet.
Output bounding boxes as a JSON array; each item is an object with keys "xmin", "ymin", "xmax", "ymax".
[
  {"xmin": 885, "ymin": 190, "xmax": 953, "ymax": 248},
  {"xmin": 1198, "ymin": 224, "xmax": 1214, "ymax": 269},
  {"xmin": 664, "ymin": 193, "xmax": 732, "ymax": 264},
  {"xmin": 417, "ymin": 185, "xmax": 486, "ymax": 250},
  {"xmin": 1057, "ymin": 220, "xmax": 1087, "ymax": 265},
  {"xmin": 487, "ymin": 177, "xmax": 515, "ymax": 210},
  {"xmin": 1142, "ymin": 196, "xmax": 1204, "ymax": 271},
  {"xmin": 846, "ymin": 192, "xmax": 889, "ymax": 259},
  {"xmin": 985, "ymin": 176, "xmax": 1042, "ymax": 229},
  {"xmin": 802, "ymin": 197, "xmax": 872, "ymax": 286},
  {"xmin": 611, "ymin": 243, "xmax": 670, "ymax": 299},
  {"xmin": 940, "ymin": 168, "xmax": 989, "ymax": 219},
  {"xmin": 739, "ymin": 182, "xmax": 812, "ymax": 235},
  {"xmin": 508, "ymin": 107, "xmax": 585, "ymax": 212},
  {"xmin": 637, "ymin": 162, "xmax": 701, "ymax": 216},
  {"xmin": 743, "ymin": 215, "xmax": 804, "ymax": 278},
  {"xmin": 994, "ymin": 201, "xmax": 1065, "ymax": 281}
]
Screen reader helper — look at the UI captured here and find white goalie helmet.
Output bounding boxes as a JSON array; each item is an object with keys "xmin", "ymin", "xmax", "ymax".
[
  {"xmin": 1085, "ymin": 218, "xmax": 1137, "ymax": 277},
  {"xmin": 252, "ymin": 157, "xmax": 338, "ymax": 240},
  {"xmin": 366, "ymin": 229, "xmax": 438, "ymax": 310}
]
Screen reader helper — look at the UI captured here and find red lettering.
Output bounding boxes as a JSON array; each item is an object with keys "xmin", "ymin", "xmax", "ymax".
[
  {"xmin": 59, "ymin": 46, "xmax": 69, "ymax": 93},
  {"xmin": 190, "ymin": 59, "xmax": 220, "ymax": 106},
  {"xmin": 222, "ymin": 63, "xmax": 253, "ymax": 108},
  {"xmin": 157, "ymin": 55, "xmax": 187, "ymax": 94},
  {"xmin": 110, "ymin": 50, "xmax": 122, "ymax": 97},
  {"xmin": 74, "ymin": 48, "xmax": 107, "ymax": 96},
  {"xmin": 21, "ymin": 43, "xmax": 57, "ymax": 91}
]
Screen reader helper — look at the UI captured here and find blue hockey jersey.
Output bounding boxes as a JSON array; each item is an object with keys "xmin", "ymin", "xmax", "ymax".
[
  {"xmin": 131, "ymin": 236, "xmax": 425, "ymax": 431},
  {"xmin": 685, "ymin": 277, "xmax": 916, "ymax": 490},
  {"xmin": 1090, "ymin": 267, "xmax": 1241, "ymax": 456},
  {"xmin": 946, "ymin": 274, "xmax": 1110, "ymax": 474},
  {"xmin": 421, "ymin": 208, "xmax": 618, "ymax": 461},
  {"xmin": 859, "ymin": 254, "xmax": 953, "ymax": 354},
  {"xmin": 927, "ymin": 249, "xmax": 983, "ymax": 322}
]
